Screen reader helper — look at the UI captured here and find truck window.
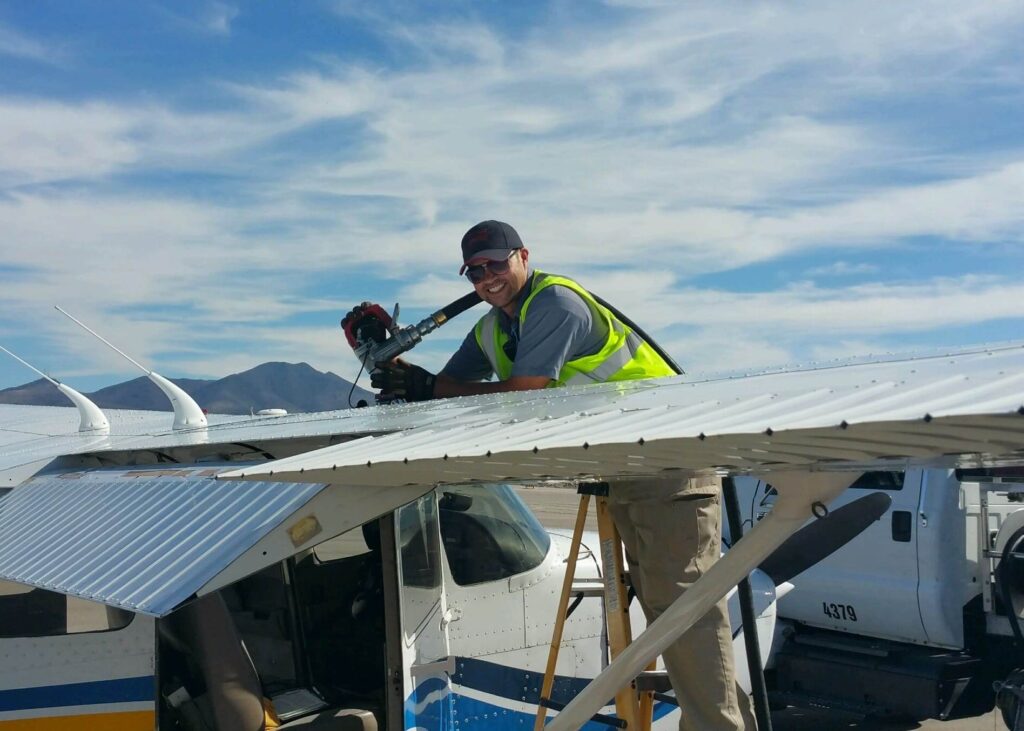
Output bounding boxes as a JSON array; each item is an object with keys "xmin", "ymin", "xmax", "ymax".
[
  {"xmin": 0, "ymin": 580, "xmax": 133, "ymax": 637},
  {"xmin": 849, "ymin": 471, "xmax": 905, "ymax": 491},
  {"xmin": 439, "ymin": 484, "xmax": 551, "ymax": 586}
]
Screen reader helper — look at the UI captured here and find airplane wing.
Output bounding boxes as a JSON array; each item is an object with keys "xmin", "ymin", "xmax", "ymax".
[
  {"xmin": 219, "ymin": 342, "xmax": 1024, "ymax": 486},
  {"xmin": 9, "ymin": 343, "xmax": 1022, "ymax": 490},
  {"xmin": 1, "ymin": 342, "xmax": 1023, "ymax": 719}
]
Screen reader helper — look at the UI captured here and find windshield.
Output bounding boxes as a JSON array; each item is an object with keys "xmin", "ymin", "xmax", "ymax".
[{"xmin": 438, "ymin": 483, "xmax": 551, "ymax": 585}]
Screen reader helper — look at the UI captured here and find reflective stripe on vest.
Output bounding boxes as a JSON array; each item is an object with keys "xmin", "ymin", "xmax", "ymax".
[
  {"xmin": 472, "ymin": 271, "xmax": 674, "ymax": 386},
  {"xmin": 475, "ymin": 309, "xmax": 509, "ymax": 379},
  {"xmin": 561, "ymin": 327, "xmax": 646, "ymax": 386}
]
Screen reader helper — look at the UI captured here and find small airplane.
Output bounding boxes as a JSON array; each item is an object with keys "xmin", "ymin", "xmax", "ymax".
[{"xmin": 0, "ymin": 338, "xmax": 1022, "ymax": 730}]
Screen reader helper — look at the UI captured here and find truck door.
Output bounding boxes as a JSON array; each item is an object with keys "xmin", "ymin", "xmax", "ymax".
[
  {"xmin": 914, "ymin": 469, "xmax": 967, "ymax": 648},
  {"xmin": 759, "ymin": 471, "xmax": 930, "ymax": 644},
  {"xmin": 395, "ymin": 492, "xmax": 454, "ymax": 731}
]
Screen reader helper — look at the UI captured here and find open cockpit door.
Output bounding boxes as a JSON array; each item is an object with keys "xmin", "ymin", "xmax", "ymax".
[
  {"xmin": 0, "ymin": 464, "xmax": 431, "ymax": 617},
  {"xmin": 393, "ymin": 492, "xmax": 455, "ymax": 731}
]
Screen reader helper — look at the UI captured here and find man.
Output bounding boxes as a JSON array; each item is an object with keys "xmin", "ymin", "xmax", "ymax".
[{"xmin": 371, "ymin": 220, "xmax": 755, "ymax": 731}]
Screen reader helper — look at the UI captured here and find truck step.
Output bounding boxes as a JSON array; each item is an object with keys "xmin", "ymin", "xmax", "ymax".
[
  {"xmin": 770, "ymin": 689, "xmax": 883, "ymax": 717},
  {"xmin": 775, "ymin": 632, "xmax": 980, "ymax": 720}
]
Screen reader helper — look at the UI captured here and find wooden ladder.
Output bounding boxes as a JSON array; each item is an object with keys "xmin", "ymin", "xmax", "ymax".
[{"xmin": 533, "ymin": 482, "xmax": 672, "ymax": 730}]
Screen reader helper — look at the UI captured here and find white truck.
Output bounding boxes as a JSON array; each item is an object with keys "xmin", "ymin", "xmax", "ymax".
[{"xmin": 733, "ymin": 468, "xmax": 1024, "ymax": 726}]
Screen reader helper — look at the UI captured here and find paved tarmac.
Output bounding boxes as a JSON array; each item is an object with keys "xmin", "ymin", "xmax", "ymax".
[{"xmin": 513, "ymin": 484, "xmax": 1005, "ymax": 731}]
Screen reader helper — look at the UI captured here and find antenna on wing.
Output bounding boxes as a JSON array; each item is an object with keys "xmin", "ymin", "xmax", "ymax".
[
  {"xmin": 54, "ymin": 306, "xmax": 208, "ymax": 430},
  {"xmin": 0, "ymin": 344, "xmax": 110, "ymax": 433}
]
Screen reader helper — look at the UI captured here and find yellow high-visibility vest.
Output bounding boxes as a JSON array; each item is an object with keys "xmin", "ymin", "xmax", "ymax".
[{"xmin": 473, "ymin": 271, "xmax": 675, "ymax": 386}]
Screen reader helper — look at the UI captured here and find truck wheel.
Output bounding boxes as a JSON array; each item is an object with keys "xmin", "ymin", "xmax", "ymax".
[{"xmin": 995, "ymin": 668, "xmax": 1024, "ymax": 730}]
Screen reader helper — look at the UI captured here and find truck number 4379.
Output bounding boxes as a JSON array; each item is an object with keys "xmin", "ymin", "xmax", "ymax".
[{"xmin": 823, "ymin": 602, "xmax": 858, "ymax": 622}]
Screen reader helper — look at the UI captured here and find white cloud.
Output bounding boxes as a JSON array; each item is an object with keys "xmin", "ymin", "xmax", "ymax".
[
  {"xmin": 203, "ymin": 2, "xmax": 238, "ymax": 35},
  {"xmin": 156, "ymin": 1, "xmax": 239, "ymax": 37},
  {"xmin": 806, "ymin": 262, "xmax": 879, "ymax": 277},
  {"xmin": 642, "ymin": 276, "xmax": 1024, "ymax": 334},
  {"xmin": 0, "ymin": 22, "xmax": 65, "ymax": 65},
  {"xmin": 0, "ymin": 101, "xmax": 140, "ymax": 185},
  {"xmin": 0, "ymin": 98, "xmax": 292, "ymax": 186},
  {"xmin": 757, "ymin": 161, "xmax": 1024, "ymax": 251}
]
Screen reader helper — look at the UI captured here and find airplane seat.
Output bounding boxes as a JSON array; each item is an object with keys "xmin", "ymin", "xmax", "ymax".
[
  {"xmin": 327, "ymin": 522, "xmax": 385, "ymax": 696},
  {"xmin": 237, "ymin": 572, "xmax": 288, "ymax": 617},
  {"xmin": 167, "ymin": 591, "xmax": 381, "ymax": 731},
  {"xmin": 232, "ymin": 572, "xmax": 297, "ymax": 690},
  {"xmin": 351, "ymin": 521, "xmax": 384, "ymax": 622},
  {"xmin": 169, "ymin": 592, "xmax": 267, "ymax": 731}
]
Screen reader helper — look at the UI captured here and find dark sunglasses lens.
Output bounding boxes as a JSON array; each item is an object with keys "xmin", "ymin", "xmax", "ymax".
[{"xmin": 465, "ymin": 257, "xmax": 512, "ymax": 284}]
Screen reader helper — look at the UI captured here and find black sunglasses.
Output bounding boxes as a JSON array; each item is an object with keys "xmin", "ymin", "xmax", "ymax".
[{"xmin": 465, "ymin": 250, "xmax": 517, "ymax": 284}]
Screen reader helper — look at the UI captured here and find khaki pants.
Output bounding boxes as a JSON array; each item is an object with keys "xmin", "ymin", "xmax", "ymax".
[{"xmin": 608, "ymin": 477, "xmax": 756, "ymax": 731}]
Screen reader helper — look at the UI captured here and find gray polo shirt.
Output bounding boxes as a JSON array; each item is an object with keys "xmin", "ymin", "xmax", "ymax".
[{"xmin": 441, "ymin": 270, "xmax": 609, "ymax": 382}]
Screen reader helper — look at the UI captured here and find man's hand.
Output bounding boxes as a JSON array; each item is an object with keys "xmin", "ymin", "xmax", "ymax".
[{"xmin": 371, "ymin": 360, "xmax": 437, "ymax": 402}]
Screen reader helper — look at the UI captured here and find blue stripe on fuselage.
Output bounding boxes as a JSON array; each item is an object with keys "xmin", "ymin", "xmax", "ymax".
[
  {"xmin": 453, "ymin": 656, "xmax": 593, "ymax": 706},
  {"xmin": 452, "ymin": 688, "xmax": 676, "ymax": 730},
  {"xmin": 403, "ymin": 657, "xmax": 677, "ymax": 730},
  {"xmin": 0, "ymin": 676, "xmax": 154, "ymax": 712}
]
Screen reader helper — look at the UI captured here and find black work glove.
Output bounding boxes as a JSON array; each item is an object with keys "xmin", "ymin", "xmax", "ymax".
[{"xmin": 371, "ymin": 361, "xmax": 437, "ymax": 402}]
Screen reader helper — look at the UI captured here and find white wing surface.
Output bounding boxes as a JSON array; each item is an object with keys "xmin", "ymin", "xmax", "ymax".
[{"xmin": 221, "ymin": 343, "xmax": 1024, "ymax": 486}]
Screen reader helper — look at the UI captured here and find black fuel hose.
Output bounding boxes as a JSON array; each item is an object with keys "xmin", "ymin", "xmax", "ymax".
[{"xmin": 435, "ymin": 291, "xmax": 482, "ymax": 324}]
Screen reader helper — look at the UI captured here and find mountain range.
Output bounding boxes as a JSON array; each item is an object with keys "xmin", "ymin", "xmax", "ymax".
[{"xmin": 0, "ymin": 362, "xmax": 375, "ymax": 415}]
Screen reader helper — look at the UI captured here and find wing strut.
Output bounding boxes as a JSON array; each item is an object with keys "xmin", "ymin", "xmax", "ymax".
[
  {"xmin": 723, "ymin": 476, "xmax": 773, "ymax": 731},
  {"xmin": 544, "ymin": 471, "xmax": 859, "ymax": 731}
]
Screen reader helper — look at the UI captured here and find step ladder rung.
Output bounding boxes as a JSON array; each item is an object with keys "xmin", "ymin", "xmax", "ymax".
[
  {"xmin": 570, "ymin": 579, "xmax": 605, "ymax": 597},
  {"xmin": 571, "ymin": 574, "xmax": 633, "ymax": 597},
  {"xmin": 635, "ymin": 670, "xmax": 672, "ymax": 694}
]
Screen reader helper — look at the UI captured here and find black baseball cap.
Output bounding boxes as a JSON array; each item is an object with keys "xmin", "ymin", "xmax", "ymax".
[{"xmin": 459, "ymin": 220, "xmax": 524, "ymax": 274}]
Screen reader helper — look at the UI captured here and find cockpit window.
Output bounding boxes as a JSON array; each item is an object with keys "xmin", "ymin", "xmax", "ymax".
[
  {"xmin": 439, "ymin": 484, "xmax": 551, "ymax": 586},
  {"xmin": 398, "ymin": 494, "xmax": 442, "ymax": 590},
  {"xmin": 0, "ymin": 580, "xmax": 133, "ymax": 637}
]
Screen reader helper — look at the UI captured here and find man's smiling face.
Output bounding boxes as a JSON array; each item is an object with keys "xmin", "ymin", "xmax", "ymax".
[{"xmin": 471, "ymin": 248, "xmax": 530, "ymax": 315}]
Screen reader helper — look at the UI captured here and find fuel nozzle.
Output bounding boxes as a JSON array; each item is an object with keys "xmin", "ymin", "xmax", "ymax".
[{"xmin": 343, "ymin": 291, "xmax": 484, "ymax": 377}]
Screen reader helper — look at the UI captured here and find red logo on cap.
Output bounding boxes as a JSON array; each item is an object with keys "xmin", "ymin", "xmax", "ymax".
[{"xmin": 465, "ymin": 228, "xmax": 491, "ymax": 245}]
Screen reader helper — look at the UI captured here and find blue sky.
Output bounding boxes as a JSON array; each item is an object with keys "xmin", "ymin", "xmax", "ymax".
[{"xmin": 1, "ymin": 0, "xmax": 1023, "ymax": 394}]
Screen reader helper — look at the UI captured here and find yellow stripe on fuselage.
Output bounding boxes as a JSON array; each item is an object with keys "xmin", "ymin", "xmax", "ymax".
[{"xmin": 0, "ymin": 710, "xmax": 154, "ymax": 730}]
